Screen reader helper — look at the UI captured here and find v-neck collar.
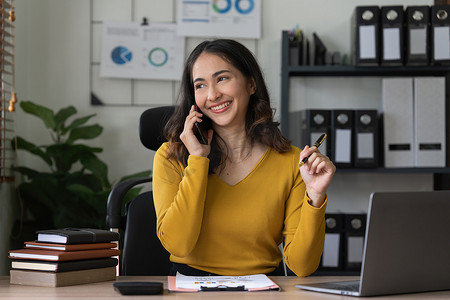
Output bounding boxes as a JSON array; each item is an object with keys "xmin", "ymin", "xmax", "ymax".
[{"xmin": 212, "ymin": 147, "xmax": 272, "ymax": 187}]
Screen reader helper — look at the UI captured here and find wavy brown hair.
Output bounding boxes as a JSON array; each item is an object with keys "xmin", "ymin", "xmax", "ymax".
[{"xmin": 164, "ymin": 39, "xmax": 291, "ymax": 173}]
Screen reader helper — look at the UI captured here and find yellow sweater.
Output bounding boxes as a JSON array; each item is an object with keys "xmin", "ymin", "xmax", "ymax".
[{"xmin": 153, "ymin": 143, "xmax": 326, "ymax": 276}]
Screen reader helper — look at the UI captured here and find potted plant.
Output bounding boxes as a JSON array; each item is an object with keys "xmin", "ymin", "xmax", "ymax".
[{"xmin": 11, "ymin": 101, "xmax": 149, "ymax": 244}]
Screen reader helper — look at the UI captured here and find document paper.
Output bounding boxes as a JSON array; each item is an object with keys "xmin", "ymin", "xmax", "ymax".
[{"xmin": 175, "ymin": 272, "xmax": 276, "ymax": 290}]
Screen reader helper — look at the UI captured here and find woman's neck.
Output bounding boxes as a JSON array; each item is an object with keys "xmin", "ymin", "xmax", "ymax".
[{"xmin": 214, "ymin": 125, "xmax": 253, "ymax": 163}]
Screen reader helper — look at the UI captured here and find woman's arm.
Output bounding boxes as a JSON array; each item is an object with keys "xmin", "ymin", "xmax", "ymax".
[
  {"xmin": 152, "ymin": 143, "xmax": 210, "ymax": 257},
  {"xmin": 282, "ymin": 153, "xmax": 327, "ymax": 277}
]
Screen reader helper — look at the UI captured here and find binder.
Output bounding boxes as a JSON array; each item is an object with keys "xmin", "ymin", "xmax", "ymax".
[
  {"xmin": 331, "ymin": 110, "xmax": 354, "ymax": 168},
  {"xmin": 288, "ymin": 111, "xmax": 303, "ymax": 148},
  {"xmin": 381, "ymin": 6, "xmax": 404, "ymax": 65},
  {"xmin": 431, "ymin": 5, "xmax": 450, "ymax": 65},
  {"xmin": 414, "ymin": 77, "xmax": 446, "ymax": 167},
  {"xmin": 405, "ymin": 6, "xmax": 431, "ymax": 65},
  {"xmin": 297, "ymin": 110, "xmax": 331, "ymax": 157},
  {"xmin": 352, "ymin": 6, "xmax": 380, "ymax": 65},
  {"xmin": 354, "ymin": 110, "xmax": 379, "ymax": 168},
  {"xmin": 382, "ymin": 78, "xmax": 414, "ymax": 167},
  {"xmin": 319, "ymin": 214, "xmax": 344, "ymax": 271},
  {"xmin": 344, "ymin": 214, "xmax": 366, "ymax": 271},
  {"xmin": 313, "ymin": 33, "xmax": 327, "ymax": 66},
  {"xmin": 289, "ymin": 40, "xmax": 303, "ymax": 66}
]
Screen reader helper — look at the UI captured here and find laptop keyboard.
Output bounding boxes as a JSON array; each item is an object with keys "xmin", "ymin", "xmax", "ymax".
[
  {"xmin": 320, "ymin": 281, "xmax": 360, "ymax": 292},
  {"xmin": 340, "ymin": 282, "xmax": 360, "ymax": 292}
]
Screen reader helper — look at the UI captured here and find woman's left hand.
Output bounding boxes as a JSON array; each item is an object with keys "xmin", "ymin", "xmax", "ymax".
[{"xmin": 299, "ymin": 145, "xmax": 336, "ymax": 207}]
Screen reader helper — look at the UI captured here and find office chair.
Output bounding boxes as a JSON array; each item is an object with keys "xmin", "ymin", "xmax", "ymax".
[{"xmin": 106, "ymin": 106, "xmax": 175, "ymax": 275}]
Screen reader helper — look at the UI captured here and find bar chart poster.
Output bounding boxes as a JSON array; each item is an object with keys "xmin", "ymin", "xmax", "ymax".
[
  {"xmin": 100, "ymin": 22, "xmax": 185, "ymax": 80},
  {"xmin": 177, "ymin": 0, "xmax": 261, "ymax": 38}
]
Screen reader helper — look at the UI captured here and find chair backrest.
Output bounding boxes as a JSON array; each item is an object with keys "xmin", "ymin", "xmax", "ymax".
[
  {"xmin": 121, "ymin": 192, "xmax": 171, "ymax": 275},
  {"xmin": 139, "ymin": 106, "xmax": 176, "ymax": 151},
  {"xmin": 109, "ymin": 105, "xmax": 176, "ymax": 275}
]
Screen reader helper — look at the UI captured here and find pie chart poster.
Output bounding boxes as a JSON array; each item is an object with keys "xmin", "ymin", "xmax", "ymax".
[
  {"xmin": 177, "ymin": 0, "xmax": 261, "ymax": 38},
  {"xmin": 100, "ymin": 21, "xmax": 185, "ymax": 80}
]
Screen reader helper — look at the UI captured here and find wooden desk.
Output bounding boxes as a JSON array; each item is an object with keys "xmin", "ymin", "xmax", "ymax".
[{"xmin": 1, "ymin": 276, "xmax": 449, "ymax": 299}]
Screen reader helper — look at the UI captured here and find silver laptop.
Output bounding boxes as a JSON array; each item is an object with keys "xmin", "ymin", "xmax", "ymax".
[{"xmin": 296, "ymin": 191, "xmax": 450, "ymax": 297}]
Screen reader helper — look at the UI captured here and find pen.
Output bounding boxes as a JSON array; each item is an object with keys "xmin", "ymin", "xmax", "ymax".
[
  {"xmin": 299, "ymin": 133, "xmax": 327, "ymax": 167},
  {"xmin": 200, "ymin": 285, "xmax": 245, "ymax": 291}
]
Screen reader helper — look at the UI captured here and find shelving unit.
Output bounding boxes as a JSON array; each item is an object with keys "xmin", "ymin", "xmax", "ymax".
[{"xmin": 280, "ymin": 30, "xmax": 450, "ymax": 189}]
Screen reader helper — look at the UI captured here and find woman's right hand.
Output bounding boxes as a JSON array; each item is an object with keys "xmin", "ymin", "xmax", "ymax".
[{"xmin": 179, "ymin": 105, "xmax": 213, "ymax": 157}]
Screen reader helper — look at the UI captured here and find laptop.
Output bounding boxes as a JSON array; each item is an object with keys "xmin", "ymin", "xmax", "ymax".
[{"xmin": 296, "ymin": 190, "xmax": 450, "ymax": 297}]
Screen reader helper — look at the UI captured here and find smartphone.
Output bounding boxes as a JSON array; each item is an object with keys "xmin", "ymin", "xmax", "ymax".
[
  {"xmin": 193, "ymin": 104, "xmax": 211, "ymax": 145},
  {"xmin": 113, "ymin": 281, "xmax": 163, "ymax": 295}
]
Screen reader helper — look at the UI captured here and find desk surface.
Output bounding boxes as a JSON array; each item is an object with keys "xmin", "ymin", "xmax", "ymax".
[{"xmin": 1, "ymin": 275, "xmax": 450, "ymax": 299}]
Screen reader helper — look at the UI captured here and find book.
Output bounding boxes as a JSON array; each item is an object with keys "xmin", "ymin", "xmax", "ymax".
[
  {"xmin": 8, "ymin": 248, "xmax": 120, "ymax": 261},
  {"xmin": 11, "ymin": 258, "xmax": 118, "ymax": 272},
  {"xmin": 24, "ymin": 241, "xmax": 117, "ymax": 251},
  {"xmin": 36, "ymin": 228, "xmax": 119, "ymax": 244},
  {"xmin": 10, "ymin": 267, "xmax": 116, "ymax": 287}
]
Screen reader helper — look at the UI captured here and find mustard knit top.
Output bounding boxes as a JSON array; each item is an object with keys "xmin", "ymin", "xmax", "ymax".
[{"xmin": 153, "ymin": 143, "xmax": 326, "ymax": 276}]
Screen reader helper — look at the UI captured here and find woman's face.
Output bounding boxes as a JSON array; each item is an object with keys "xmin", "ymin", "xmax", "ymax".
[{"xmin": 191, "ymin": 52, "xmax": 255, "ymax": 130}]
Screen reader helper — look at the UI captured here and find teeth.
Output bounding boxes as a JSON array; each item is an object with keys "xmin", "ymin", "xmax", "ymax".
[{"xmin": 211, "ymin": 102, "xmax": 231, "ymax": 111}]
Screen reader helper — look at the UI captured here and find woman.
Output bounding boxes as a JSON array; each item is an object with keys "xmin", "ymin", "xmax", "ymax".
[{"xmin": 152, "ymin": 39, "xmax": 336, "ymax": 277}]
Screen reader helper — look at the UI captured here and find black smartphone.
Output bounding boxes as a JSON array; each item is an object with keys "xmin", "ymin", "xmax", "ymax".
[
  {"xmin": 193, "ymin": 104, "xmax": 211, "ymax": 145},
  {"xmin": 113, "ymin": 281, "xmax": 163, "ymax": 295}
]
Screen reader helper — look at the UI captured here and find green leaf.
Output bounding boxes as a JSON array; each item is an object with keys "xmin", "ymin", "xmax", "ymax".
[
  {"xmin": 71, "ymin": 144, "xmax": 103, "ymax": 153},
  {"xmin": 15, "ymin": 136, "xmax": 52, "ymax": 166},
  {"xmin": 66, "ymin": 183, "xmax": 96, "ymax": 196},
  {"xmin": 55, "ymin": 106, "xmax": 77, "ymax": 133},
  {"xmin": 13, "ymin": 166, "xmax": 43, "ymax": 180},
  {"xmin": 64, "ymin": 114, "xmax": 97, "ymax": 134},
  {"xmin": 80, "ymin": 154, "xmax": 109, "ymax": 186},
  {"xmin": 118, "ymin": 170, "xmax": 152, "ymax": 183},
  {"xmin": 20, "ymin": 101, "xmax": 56, "ymax": 130},
  {"xmin": 66, "ymin": 124, "xmax": 103, "ymax": 144},
  {"xmin": 46, "ymin": 144, "xmax": 79, "ymax": 172}
]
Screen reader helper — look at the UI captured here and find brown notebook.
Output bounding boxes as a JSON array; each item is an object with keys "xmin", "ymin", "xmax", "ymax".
[
  {"xmin": 24, "ymin": 241, "xmax": 117, "ymax": 251},
  {"xmin": 10, "ymin": 267, "xmax": 116, "ymax": 287},
  {"xmin": 8, "ymin": 248, "xmax": 120, "ymax": 261}
]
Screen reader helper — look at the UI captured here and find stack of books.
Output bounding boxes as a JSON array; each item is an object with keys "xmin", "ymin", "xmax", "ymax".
[{"xmin": 8, "ymin": 228, "xmax": 120, "ymax": 287}]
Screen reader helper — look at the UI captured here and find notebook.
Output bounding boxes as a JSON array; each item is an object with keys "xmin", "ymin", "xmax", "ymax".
[{"xmin": 296, "ymin": 190, "xmax": 450, "ymax": 297}]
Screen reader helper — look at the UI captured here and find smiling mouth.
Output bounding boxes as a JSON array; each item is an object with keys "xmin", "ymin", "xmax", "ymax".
[{"xmin": 210, "ymin": 101, "xmax": 231, "ymax": 111}]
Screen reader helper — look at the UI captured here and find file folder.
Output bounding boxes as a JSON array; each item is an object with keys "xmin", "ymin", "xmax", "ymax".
[
  {"xmin": 320, "ymin": 214, "xmax": 344, "ymax": 271},
  {"xmin": 352, "ymin": 6, "xmax": 381, "ymax": 65},
  {"xmin": 382, "ymin": 78, "xmax": 414, "ymax": 167},
  {"xmin": 354, "ymin": 110, "xmax": 379, "ymax": 168},
  {"xmin": 344, "ymin": 214, "xmax": 366, "ymax": 271},
  {"xmin": 414, "ymin": 77, "xmax": 446, "ymax": 167},
  {"xmin": 431, "ymin": 5, "xmax": 450, "ymax": 65},
  {"xmin": 313, "ymin": 33, "xmax": 327, "ymax": 66},
  {"xmin": 405, "ymin": 6, "xmax": 430, "ymax": 65},
  {"xmin": 288, "ymin": 111, "xmax": 303, "ymax": 148},
  {"xmin": 381, "ymin": 6, "xmax": 404, "ymax": 65},
  {"xmin": 293, "ymin": 110, "xmax": 331, "ymax": 157},
  {"xmin": 331, "ymin": 110, "xmax": 354, "ymax": 168},
  {"xmin": 289, "ymin": 40, "xmax": 303, "ymax": 66}
]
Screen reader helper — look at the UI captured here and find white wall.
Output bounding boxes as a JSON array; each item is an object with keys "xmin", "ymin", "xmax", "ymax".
[{"xmin": 1, "ymin": 0, "xmax": 436, "ymax": 275}]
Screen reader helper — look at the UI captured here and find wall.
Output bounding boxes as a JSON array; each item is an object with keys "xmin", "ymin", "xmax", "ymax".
[{"xmin": 0, "ymin": 0, "xmax": 435, "ymax": 275}]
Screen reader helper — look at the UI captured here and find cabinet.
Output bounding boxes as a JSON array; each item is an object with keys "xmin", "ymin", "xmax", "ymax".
[{"xmin": 280, "ymin": 30, "xmax": 450, "ymax": 189}]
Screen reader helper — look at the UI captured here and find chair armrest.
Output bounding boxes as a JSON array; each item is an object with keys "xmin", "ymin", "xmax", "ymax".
[{"xmin": 106, "ymin": 177, "xmax": 152, "ymax": 228}]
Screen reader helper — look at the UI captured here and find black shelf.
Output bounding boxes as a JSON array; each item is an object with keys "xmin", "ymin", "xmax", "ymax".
[
  {"xmin": 280, "ymin": 30, "xmax": 450, "ymax": 188},
  {"xmin": 287, "ymin": 65, "xmax": 450, "ymax": 77},
  {"xmin": 336, "ymin": 167, "xmax": 450, "ymax": 174}
]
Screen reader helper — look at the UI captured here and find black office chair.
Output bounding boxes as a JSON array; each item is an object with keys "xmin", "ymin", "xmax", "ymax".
[{"xmin": 106, "ymin": 105, "xmax": 175, "ymax": 275}]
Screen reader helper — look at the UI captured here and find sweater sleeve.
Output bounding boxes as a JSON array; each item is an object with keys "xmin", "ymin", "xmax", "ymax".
[
  {"xmin": 152, "ymin": 143, "xmax": 210, "ymax": 257},
  {"xmin": 282, "ymin": 151, "xmax": 327, "ymax": 277}
]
